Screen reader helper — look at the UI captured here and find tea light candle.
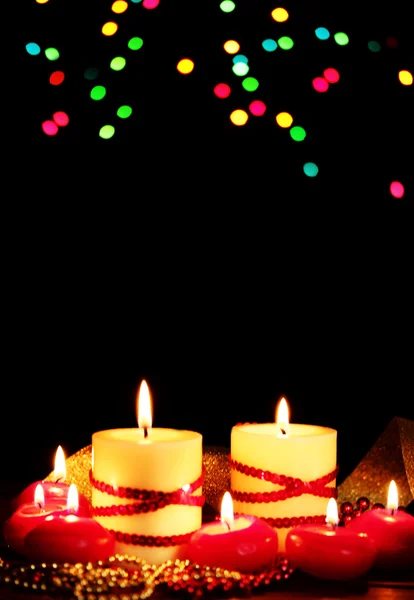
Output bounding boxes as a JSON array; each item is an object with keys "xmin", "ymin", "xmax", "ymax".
[
  {"xmin": 3, "ymin": 484, "xmax": 68, "ymax": 555},
  {"xmin": 91, "ymin": 380, "xmax": 204, "ymax": 565},
  {"xmin": 11, "ymin": 445, "xmax": 91, "ymax": 514},
  {"xmin": 24, "ymin": 484, "xmax": 115, "ymax": 564},
  {"xmin": 230, "ymin": 398, "xmax": 338, "ymax": 553},
  {"xmin": 346, "ymin": 480, "xmax": 414, "ymax": 570},
  {"xmin": 285, "ymin": 498, "xmax": 377, "ymax": 580},
  {"xmin": 188, "ymin": 491, "xmax": 279, "ymax": 572}
]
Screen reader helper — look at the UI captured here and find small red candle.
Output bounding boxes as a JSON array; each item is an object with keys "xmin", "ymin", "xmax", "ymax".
[
  {"xmin": 285, "ymin": 498, "xmax": 377, "ymax": 580},
  {"xmin": 187, "ymin": 491, "xmax": 279, "ymax": 573},
  {"xmin": 3, "ymin": 484, "xmax": 69, "ymax": 555},
  {"xmin": 23, "ymin": 485, "xmax": 115, "ymax": 564},
  {"xmin": 11, "ymin": 446, "xmax": 91, "ymax": 514},
  {"xmin": 346, "ymin": 480, "xmax": 414, "ymax": 570}
]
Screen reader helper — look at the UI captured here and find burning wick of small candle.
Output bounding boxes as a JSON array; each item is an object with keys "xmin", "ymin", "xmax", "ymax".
[
  {"xmin": 325, "ymin": 498, "xmax": 339, "ymax": 530},
  {"xmin": 138, "ymin": 380, "xmax": 152, "ymax": 440},
  {"xmin": 143, "ymin": 427, "xmax": 148, "ymax": 439}
]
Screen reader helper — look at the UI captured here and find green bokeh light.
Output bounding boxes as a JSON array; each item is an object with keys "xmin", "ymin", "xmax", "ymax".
[
  {"xmin": 220, "ymin": 1, "xmax": 235, "ymax": 13},
  {"xmin": 303, "ymin": 162, "xmax": 319, "ymax": 177},
  {"xmin": 90, "ymin": 85, "xmax": 106, "ymax": 100},
  {"xmin": 334, "ymin": 32, "xmax": 349, "ymax": 46},
  {"xmin": 110, "ymin": 56, "xmax": 126, "ymax": 71},
  {"xmin": 290, "ymin": 126, "xmax": 306, "ymax": 141},
  {"xmin": 242, "ymin": 77, "xmax": 259, "ymax": 92},
  {"xmin": 368, "ymin": 40, "xmax": 381, "ymax": 52},
  {"xmin": 117, "ymin": 105, "xmax": 133, "ymax": 119},
  {"xmin": 232, "ymin": 62, "xmax": 249, "ymax": 76},
  {"xmin": 278, "ymin": 36, "xmax": 294, "ymax": 50},
  {"xmin": 84, "ymin": 67, "xmax": 99, "ymax": 80},
  {"xmin": 99, "ymin": 125, "xmax": 115, "ymax": 139},
  {"xmin": 45, "ymin": 47, "xmax": 60, "ymax": 61},
  {"xmin": 128, "ymin": 37, "xmax": 144, "ymax": 50}
]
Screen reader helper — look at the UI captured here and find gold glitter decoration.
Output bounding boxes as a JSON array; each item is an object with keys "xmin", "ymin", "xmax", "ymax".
[
  {"xmin": 44, "ymin": 445, "xmax": 231, "ymax": 510},
  {"xmin": 0, "ymin": 553, "xmax": 293, "ymax": 599},
  {"xmin": 338, "ymin": 417, "xmax": 414, "ymax": 507}
]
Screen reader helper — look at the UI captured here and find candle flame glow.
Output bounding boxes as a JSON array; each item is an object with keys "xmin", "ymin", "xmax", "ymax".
[
  {"xmin": 137, "ymin": 380, "xmax": 152, "ymax": 431},
  {"xmin": 276, "ymin": 397, "xmax": 290, "ymax": 437},
  {"xmin": 387, "ymin": 480, "xmax": 398, "ymax": 510},
  {"xmin": 67, "ymin": 484, "xmax": 79, "ymax": 513},
  {"xmin": 221, "ymin": 491, "xmax": 234, "ymax": 530},
  {"xmin": 325, "ymin": 497, "xmax": 339, "ymax": 526},
  {"xmin": 34, "ymin": 484, "xmax": 45, "ymax": 508},
  {"xmin": 54, "ymin": 445, "xmax": 66, "ymax": 482}
]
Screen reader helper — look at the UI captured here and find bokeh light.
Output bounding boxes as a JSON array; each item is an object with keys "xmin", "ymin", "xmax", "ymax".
[
  {"xmin": 223, "ymin": 40, "xmax": 240, "ymax": 54},
  {"xmin": 112, "ymin": 1, "xmax": 128, "ymax": 13},
  {"xmin": 128, "ymin": 37, "xmax": 144, "ymax": 50},
  {"xmin": 26, "ymin": 42, "xmax": 41, "ymax": 56},
  {"xmin": 230, "ymin": 109, "xmax": 249, "ymax": 126},
  {"xmin": 50, "ymin": 71, "xmax": 65, "ymax": 86},
  {"xmin": 232, "ymin": 62, "xmax": 249, "ymax": 76},
  {"xmin": 99, "ymin": 125, "xmax": 115, "ymax": 139},
  {"xmin": 271, "ymin": 8, "xmax": 289, "ymax": 22},
  {"xmin": 398, "ymin": 70, "xmax": 413, "ymax": 85},
  {"xmin": 324, "ymin": 68, "xmax": 340, "ymax": 83},
  {"xmin": 45, "ymin": 47, "xmax": 60, "ymax": 61},
  {"xmin": 90, "ymin": 85, "xmax": 107, "ymax": 100},
  {"xmin": 117, "ymin": 105, "xmax": 133, "ymax": 118},
  {"xmin": 334, "ymin": 32, "xmax": 349, "ymax": 46},
  {"xmin": 242, "ymin": 77, "xmax": 259, "ymax": 91},
  {"xmin": 42, "ymin": 120, "xmax": 58, "ymax": 136},
  {"xmin": 368, "ymin": 41, "xmax": 381, "ymax": 52},
  {"xmin": 177, "ymin": 58, "xmax": 194, "ymax": 74},
  {"xmin": 276, "ymin": 112, "xmax": 293, "ymax": 128},
  {"xmin": 290, "ymin": 126, "xmax": 306, "ymax": 141},
  {"xmin": 262, "ymin": 39, "xmax": 277, "ymax": 52},
  {"xmin": 278, "ymin": 36, "xmax": 294, "ymax": 50},
  {"xmin": 249, "ymin": 100, "xmax": 266, "ymax": 116},
  {"xmin": 36, "ymin": 0, "xmax": 49, "ymax": 3},
  {"xmin": 220, "ymin": 1, "xmax": 235, "ymax": 13},
  {"xmin": 386, "ymin": 36, "xmax": 399, "ymax": 48},
  {"xmin": 143, "ymin": 0, "xmax": 160, "ymax": 8},
  {"xmin": 312, "ymin": 77, "xmax": 329, "ymax": 92},
  {"xmin": 214, "ymin": 83, "xmax": 231, "ymax": 98},
  {"xmin": 53, "ymin": 111, "xmax": 69, "ymax": 127},
  {"xmin": 102, "ymin": 22, "xmax": 118, "ymax": 36},
  {"xmin": 110, "ymin": 56, "xmax": 126, "ymax": 70},
  {"xmin": 315, "ymin": 27, "xmax": 330, "ymax": 40},
  {"xmin": 84, "ymin": 67, "xmax": 99, "ymax": 80},
  {"xmin": 233, "ymin": 54, "xmax": 248, "ymax": 64},
  {"xmin": 390, "ymin": 181, "xmax": 405, "ymax": 198},
  {"xmin": 303, "ymin": 162, "xmax": 319, "ymax": 177}
]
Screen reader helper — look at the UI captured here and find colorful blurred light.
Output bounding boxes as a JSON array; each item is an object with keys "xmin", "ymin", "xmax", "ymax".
[
  {"xmin": 84, "ymin": 67, "xmax": 99, "ymax": 80},
  {"xmin": 220, "ymin": 1, "xmax": 235, "ymax": 13},
  {"xmin": 128, "ymin": 37, "xmax": 144, "ymax": 50},
  {"xmin": 276, "ymin": 112, "xmax": 293, "ymax": 128},
  {"xmin": 312, "ymin": 77, "xmax": 329, "ymax": 92},
  {"xmin": 99, "ymin": 125, "xmax": 115, "ymax": 139},
  {"xmin": 249, "ymin": 100, "xmax": 266, "ymax": 116},
  {"xmin": 262, "ymin": 39, "xmax": 277, "ymax": 52},
  {"xmin": 230, "ymin": 109, "xmax": 248, "ymax": 126},
  {"xmin": 112, "ymin": 1, "xmax": 128, "ymax": 13},
  {"xmin": 143, "ymin": 0, "xmax": 160, "ymax": 8},
  {"xmin": 290, "ymin": 126, "xmax": 306, "ymax": 141},
  {"xmin": 49, "ymin": 71, "xmax": 65, "ymax": 86},
  {"xmin": 386, "ymin": 36, "xmax": 399, "ymax": 48},
  {"xmin": 26, "ymin": 42, "xmax": 41, "ymax": 56},
  {"xmin": 45, "ymin": 47, "xmax": 60, "ymax": 61},
  {"xmin": 390, "ymin": 181, "xmax": 405, "ymax": 198},
  {"xmin": 223, "ymin": 40, "xmax": 240, "ymax": 54},
  {"xmin": 213, "ymin": 83, "xmax": 231, "ymax": 98},
  {"xmin": 315, "ymin": 27, "xmax": 330, "ymax": 40},
  {"xmin": 334, "ymin": 32, "xmax": 349, "ymax": 46},
  {"xmin": 303, "ymin": 162, "xmax": 319, "ymax": 177},
  {"xmin": 271, "ymin": 8, "xmax": 289, "ymax": 22},
  {"xmin": 42, "ymin": 120, "xmax": 59, "ymax": 136},
  {"xmin": 117, "ymin": 105, "xmax": 133, "ymax": 118},
  {"xmin": 90, "ymin": 85, "xmax": 107, "ymax": 100},
  {"xmin": 233, "ymin": 54, "xmax": 248, "ymax": 64},
  {"xmin": 53, "ymin": 111, "xmax": 69, "ymax": 126},
  {"xmin": 242, "ymin": 77, "xmax": 259, "ymax": 91},
  {"xmin": 398, "ymin": 70, "xmax": 413, "ymax": 85},
  {"xmin": 177, "ymin": 58, "xmax": 194, "ymax": 74},
  {"xmin": 368, "ymin": 41, "xmax": 381, "ymax": 52},
  {"xmin": 278, "ymin": 36, "xmax": 294, "ymax": 50},
  {"xmin": 324, "ymin": 68, "xmax": 340, "ymax": 83},
  {"xmin": 110, "ymin": 56, "xmax": 126, "ymax": 70},
  {"xmin": 232, "ymin": 62, "xmax": 249, "ymax": 76},
  {"xmin": 102, "ymin": 22, "xmax": 118, "ymax": 36}
]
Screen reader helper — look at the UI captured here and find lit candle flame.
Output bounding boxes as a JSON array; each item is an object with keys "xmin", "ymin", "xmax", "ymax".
[
  {"xmin": 34, "ymin": 484, "xmax": 45, "ymax": 508},
  {"xmin": 221, "ymin": 491, "xmax": 234, "ymax": 531},
  {"xmin": 276, "ymin": 397, "xmax": 290, "ymax": 437},
  {"xmin": 387, "ymin": 480, "xmax": 398, "ymax": 511},
  {"xmin": 54, "ymin": 445, "xmax": 66, "ymax": 483},
  {"xmin": 137, "ymin": 380, "xmax": 152, "ymax": 437},
  {"xmin": 67, "ymin": 484, "xmax": 79, "ymax": 513},
  {"xmin": 325, "ymin": 498, "xmax": 339, "ymax": 527}
]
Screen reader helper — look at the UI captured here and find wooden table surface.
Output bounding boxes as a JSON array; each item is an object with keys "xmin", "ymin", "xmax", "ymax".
[{"xmin": 1, "ymin": 480, "xmax": 413, "ymax": 600}]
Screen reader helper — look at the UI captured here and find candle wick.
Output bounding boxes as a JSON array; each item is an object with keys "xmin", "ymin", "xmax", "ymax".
[
  {"xmin": 391, "ymin": 508, "xmax": 395, "ymax": 516},
  {"xmin": 38, "ymin": 503, "xmax": 44, "ymax": 512},
  {"xmin": 55, "ymin": 477, "xmax": 63, "ymax": 483},
  {"xmin": 280, "ymin": 428, "xmax": 286, "ymax": 436},
  {"xmin": 144, "ymin": 427, "xmax": 148, "ymax": 439}
]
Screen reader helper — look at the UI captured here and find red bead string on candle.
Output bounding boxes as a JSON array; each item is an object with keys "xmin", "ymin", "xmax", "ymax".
[
  {"xmin": 89, "ymin": 469, "xmax": 205, "ymax": 547},
  {"xmin": 235, "ymin": 512, "xmax": 327, "ymax": 528}
]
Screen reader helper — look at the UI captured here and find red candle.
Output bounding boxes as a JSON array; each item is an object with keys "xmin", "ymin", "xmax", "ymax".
[
  {"xmin": 187, "ymin": 491, "xmax": 279, "ymax": 573},
  {"xmin": 11, "ymin": 446, "xmax": 91, "ymax": 514},
  {"xmin": 346, "ymin": 480, "xmax": 414, "ymax": 570},
  {"xmin": 23, "ymin": 485, "xmax": 115, "ymax": 564},
  {"xmin": 3, "ymin": 484, "xmax": 70, "ymax": 555},
  {"xmin": 285, "ymin": 498, "xmax": 377, "ymax": 580}
]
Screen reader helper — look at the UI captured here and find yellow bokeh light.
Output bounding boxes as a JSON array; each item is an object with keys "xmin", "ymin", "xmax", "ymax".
[
  {"xmin": 112, "ymin": 0, "xmax": 128, "ymax": 13},
  {"xmin": 177, "ymin": 58, "xmax": 195, "ymax": 74},
  {"xmin": 223, "ymin": 40, "xmax": 240, "ymax": 54},
  {"xmin": 230, "ymin": 109, "xmax": 249, "ymax": 126},
  {"xmin": 36, "ymin": 0, "xmax": 49, "ymax": 4},
  {"xmin": 275, "ymin": 112, "xmax": 293, "ymax": 128},
  {"xmin": 271, "ymin": 7, "xmax": 289, "ymax": 22},
  {"xmin": 102, "ymin": 22, "xmax": 118, "ymax": 36},
  {"xmin": 399, "ymin": 70, "xmax": 413, "ymax": 85}
]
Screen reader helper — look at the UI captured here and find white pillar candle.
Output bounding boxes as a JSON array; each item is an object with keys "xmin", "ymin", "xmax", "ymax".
[
  {"xmin": 230, "ymin": 398, "xmax": 337, "ymax": 553},
  {"xmin": 91, "ymin": 381, "xmax": 203, "ymax": 565}
]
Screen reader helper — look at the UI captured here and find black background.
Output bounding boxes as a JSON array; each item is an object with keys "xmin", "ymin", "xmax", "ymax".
[{"xmin": 5, "ymin": 1, "xmax": 413, "ymax": 490}]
